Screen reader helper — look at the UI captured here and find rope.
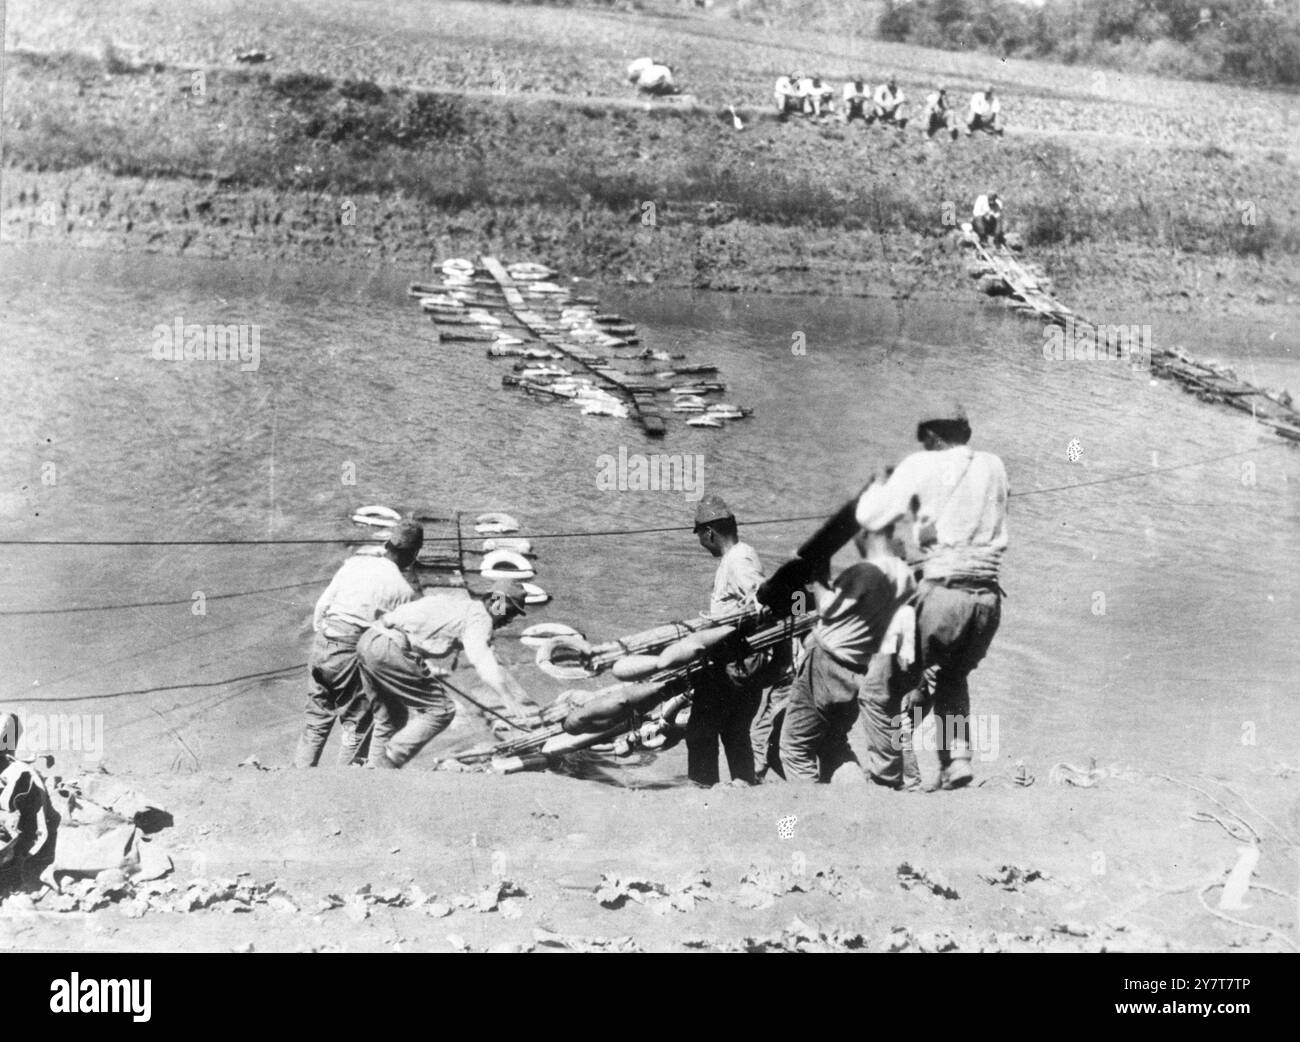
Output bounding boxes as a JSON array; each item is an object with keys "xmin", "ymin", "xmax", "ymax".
[
  {"xmin": 0, "ymin": 438, "xmax": 1278, "ymax": 550},
  {"xmin": 439, "ymin": 676, "xmax": 531, "ymax": 733},
  {"xmin": 1012, "ymin": 444, "xmax": 1283, "ymax": 497},
  {"xmin": 0, "ymin": 577, "xmax": 329, "ymax": 617},
  {"xmin": 1197, "ymin": 880, "xmax": 1300, "ymax": 952},
  {"xmin": 1189, "ymin": 810, "xmax": 1256, "ymax": 845},
  {"xmin": 14, "ymin": 663, "xmax": 306, "ymax": 703},
  {"xmin": 1, "ymin": 438, "xmax": 1288, "ymax": 549},
  {"xmin": 1153, "ymin": 772, "xmax": 1264, "ymax": 844},
  {"xmin": 0, "ymin": 517, "xmax": 812, "ymax": 546},
  {"xmin": 0, "ymin": 439, "xmax": 1286, "ymax": 619}
]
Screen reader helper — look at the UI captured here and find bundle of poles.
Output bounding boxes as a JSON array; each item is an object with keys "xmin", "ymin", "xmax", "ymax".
[
  {"xmin": 449, "ymin": 486, "xmax": 866, "ymax": 774},
  {"xmin": 452, "ymin": 609, "xmax": 815, "ymax": 774}
]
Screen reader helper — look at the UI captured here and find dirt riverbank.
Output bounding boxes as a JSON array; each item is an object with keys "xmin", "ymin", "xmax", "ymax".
[
  {"xmin": 4, "ymin": 0, "xmax": 1299, "ymax": 317},
  {"xmin": 4, "ymin": 760, "xmax": 1298, "ymax": 953}
]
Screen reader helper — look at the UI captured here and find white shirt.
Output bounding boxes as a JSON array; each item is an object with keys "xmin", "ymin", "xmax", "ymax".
[
  {"xmin": 708, "ymin": 541, "xmax": 764, "ymax": 616},
  {"xmin": 775, "ymin": 76, "xmax": 796, "ymax": 96},
  {"xmin": 973, "ymin": 194, "xmax": 1001, "ymax": 219},
  {"xmin": 875, "ymin": 84, "xmax": 904, "ymax": 108},
  {"xmin": 970, "ymin": 91, "xmax": 1000, "ymax": 117},
  {"xmin": 636, "ymin": 64, "xmax": 674, "ymax": 92},
  {"xmin": 313, "ymin": 556, "xmax": 416, "ymax": 633},
  {"xmin": 882, "ymin": 602, "xmax": 916, "ymax": 661},
  {"xmin": 856, "ymin": 446, "xmax": 1009, "ymax": 582},
  {"xmin": 924, "ymin": 91, "xmax": 948, "ymax": 115},
  {"xmin": 843, "ymin": 82, "xmax": 869, "ymax": 103},
  {"xmin": 380, "ymin": 592, "xmax": 503, "ymax": 684}
]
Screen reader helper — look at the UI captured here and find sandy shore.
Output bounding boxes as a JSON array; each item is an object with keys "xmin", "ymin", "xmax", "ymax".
[{"xmin": 4, "ymin": 762, "xmax": 1297, "ymax": 953}]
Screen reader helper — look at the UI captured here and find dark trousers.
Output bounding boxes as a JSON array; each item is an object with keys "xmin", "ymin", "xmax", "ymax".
[
  {"xmin": 927, "ymin": 110, "xmax": 959, "ymax": 139},
  {"xmin": 869, "ymin": 106, "xmax": 907, "ymax": 128},
  {"xmin": 859, "ymin": 654, "xmax": 922, "ymax": 788},
  {"xmin": 915, "ymin": 580, "xmax": 1001, "ymax": 767},
  {"xmin": 685, "ymin": 666, "xmax": 760, "ymax": 786},
  {"xmin": 972, "ymin": 213, "xmax": 1002, "ymax": 243},
  {"xmin": 780, "ymin": 643, "xmax": 879, "ymax": 784}
]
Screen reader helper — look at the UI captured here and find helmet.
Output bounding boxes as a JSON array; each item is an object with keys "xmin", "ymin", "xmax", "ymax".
[{"xmin": 693, "ymin": 494, "xmax": 734, "ymax": 531}]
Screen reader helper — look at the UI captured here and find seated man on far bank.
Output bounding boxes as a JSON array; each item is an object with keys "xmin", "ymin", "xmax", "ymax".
[
  {"xmin": 775, "ymin": 72, "xmax": 803, "ymax": 118},
  {"xmin": 779, "ymin": 521, "xmax": 916, "ymax": 785},
  {"xmin": 971, "ymin": 192, "xmax": 1005, "ymax": 246},
  {"xmin": 357, "ymin": 579, "xmax": 536, "ymax": 769},
  {"xmin": 628, "ymin": 57, "xmax": 677, "ymax": 95},
  {"xmin": 842, "ymin": 77, "xmax": 871, "ymax": 124},
  {"xmin": 797, "ymin": 74, "xmax": 835, "ymax": 118},
  {"xmin": 870, "ymin": 77, "xmax": 907, "ymax": 128},
  {"xmin": 967, "ymin": 85, "xmax": 1003, "ymax": 136},
  {"xmin": 923, "ymin": 86, "xmax": 960, "ymax": 141}
]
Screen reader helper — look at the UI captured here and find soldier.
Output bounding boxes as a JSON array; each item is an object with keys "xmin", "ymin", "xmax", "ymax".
[
  {"xmin": 842, "ymin": 76, "xmax": 871, "ymax": 124},
  {"xmin": 855, "ymin": 409, "xmax": 1008, "ymax": 789},
  {"xmin": 358, "ymin": 580, "xmax": 534, "ymax": 768},
  {"xmin": 778, "ymin": 524, "xmax": 916, "ymax": 785},
  {"xmin": 972, "ymin": 192, "xmax": 1005, "ymax": 245},
  {"xmin": 923, "ymin": 86, "xmax": 960, "ymax": 140},
  {"xmin": 870, "ymin": 76, "xmax": 908, "ymax": 128},
  {"xmin": 687, "ymin": 494, "xmax": 771, "ymax": 786},
  {"xmin": 294, "ymin": 520, "xmax": 421, "ymax": 768},
  {"xmin": 967, "ymin": 85, "xmax": 1003, "ymax": 136},
  {"xmin": 774, "ymin": 71, "xmax": 802, "ymax": 118}
]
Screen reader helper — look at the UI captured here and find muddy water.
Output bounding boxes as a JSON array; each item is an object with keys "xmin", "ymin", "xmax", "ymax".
[{"xmin": 1, "ymin": 245, "xmax": 1296, "ymax": 779}]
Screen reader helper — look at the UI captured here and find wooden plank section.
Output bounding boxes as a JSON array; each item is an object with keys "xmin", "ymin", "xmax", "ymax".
[
  {"xmin": 479, "ymin": 256, "xmax": 667, "ymax": 437},
  {"xmin": 971, "ymin": 240, "xmax": 1300, "ymax": 444}
]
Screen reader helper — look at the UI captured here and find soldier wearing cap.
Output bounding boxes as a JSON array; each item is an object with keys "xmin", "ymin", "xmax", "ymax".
[
  {"xmin": 967, "ymin": 84, "xmax": 1003, "ymax": 137},
  {"xmin": 855, "ymin": 408, "xmax": 1008, "ymax": 789},
  {"xmin": 779, "ymin": 521, "xmax": 917, "ymax": 786},
  {"xmin": 972, "ymin": 192, "xmax": 1005, "ymax": 245},
  {"xmin": 294, "ymin": 519, "xmax": 423, "ymax": 768},
  {"xmin": 870, "ymin": 75, "xmax": 907, "ymax": 128},
  {"xmin": 686, "ymin": 494, "xmax": 774, "ymax": 786},
  {"xmin": 357, "ymin": 578, "xmax": 535, "ymax": 768},
  {"xmin": 923, "ymin": 86, "xmax": 959, "ymax": 140}
]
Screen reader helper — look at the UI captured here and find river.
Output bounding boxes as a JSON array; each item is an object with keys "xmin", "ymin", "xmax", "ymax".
[{"xmin": 1, "ymin": 245, "xmax": 1296, "ymax": 779}]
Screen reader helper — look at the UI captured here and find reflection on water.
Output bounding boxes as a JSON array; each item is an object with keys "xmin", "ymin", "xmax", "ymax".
[{"xmin": 1, "ymin": 245, "xmax": 1296, "ymax": 778}]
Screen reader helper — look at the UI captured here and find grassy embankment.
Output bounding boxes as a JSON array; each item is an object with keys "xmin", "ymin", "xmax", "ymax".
[{"xmin": 2, "ymin": 0, "xmax": 1298, "ymax": 308}]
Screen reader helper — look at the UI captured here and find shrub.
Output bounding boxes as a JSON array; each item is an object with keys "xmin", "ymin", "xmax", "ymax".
[
  {"xmin": 875, "ymin": 0, "xmax": 1300, "ymax": 86},
  {"xmin": 338, "ymin": 79, "xmax": 385, "ymax": 104}
]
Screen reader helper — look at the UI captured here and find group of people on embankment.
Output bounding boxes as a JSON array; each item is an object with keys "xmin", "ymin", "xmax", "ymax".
[{"xmin": 776, "ymin": 77, "xmax": 1004, "ymax": 139}]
